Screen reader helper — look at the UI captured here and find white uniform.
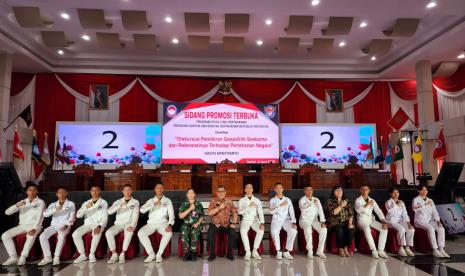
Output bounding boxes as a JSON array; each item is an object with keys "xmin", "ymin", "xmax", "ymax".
[
  {"xmin": 39, "ymin": 199, "xmax": 76, "ymax": 258},
  {"xmin": 238, "ymin": 195, "xmax": 265, "ymax": 252},
  {"xmin": 269, "ymin": 196, "xmax": 297, "ymax": 252},
  {"xmin": 2, "ymin": 197, "xmax": 45, "ymax": 258},
  {"xmin": 72, "ymin": 198, "xmax": 108, "ymax": 255},
  {"xmin": 138, "ymin": 196, "xmax": 174, "ymax": 257},
  {"xmin": 299, "ymin": 196, "xmax": 327, "ymax": 253},
  {"xmin": 385, "ymin": 198, "xmax": 414, "ymax": 247},
  {"xmin": 105, "ymin": 197, "xmax": 140, "ymax": 252},
  {"xmin": 412, "ymin": 196, "xmax": 445, "ymax": 249},
  {"xmin": 355, "ymin": 196, "xmax": 387, "ymax": 252}
]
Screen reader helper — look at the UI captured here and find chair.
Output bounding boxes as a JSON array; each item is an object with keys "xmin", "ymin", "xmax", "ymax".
[
  {"xmin": 14, "ymin": 234, "xmax": 41, "ymax": 261},
  {"xmin": 208, "ymin": 232, "xmax": 230, "ymax": 257},
  {"xmin": 142, "ymin": 232, "xmax": 171, "ymax": 258},
  {"xmin": 47, "ymin": 232, "xmax": 75, "ymax": 261},
  {"xmin": 107, "ymin": 231, "xmax": 139, "ymax": 259},
  {"xmin": 297, "ymin": 227, "xmax": 326, "ymax": 254},
  {"xmin": 355, "ymin": 228, "xmax": 379, "ymax": 254},
  {"xmin": 73, "ymin": 232, "xmax": 107, "ymax": 259},
  {"xmin": 327, "ymin": 231, "xmax": 356, "ymax": 254},
  {"xmin": 269, "ymin": 230, "xmax": 296, "ymax": 255},
  {"xmin": 238, "ymin": 229, "xmax": 264, "ymax": 256}
]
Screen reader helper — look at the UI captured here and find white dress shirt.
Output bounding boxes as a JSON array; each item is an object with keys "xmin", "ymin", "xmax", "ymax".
[
  {"xmin": 140, "ymin": 196, "xmax": 175, "ymax": 226},
  {"xmin": 238, "ymin": 195, "xmax": 265, "ymax": 224},
  {"xmin": 269, "ymin": 196, "xmax": 296, "ymax": 223},
  {"xmin": 385, "ymin": 198, "xmax": 410, "ymax": 224},
  {"xmin": 355, "ymin": 196, "xmax": 385, "ymax": 224},
  {"xmin": 43, "ymin": 199, "xmax": 76, "ymax": 228},
  {"xmin": 76, "ymin": 197, "xmax": 108, "ymax": 229},
  {"xmin": 5, "ymin": 197, "xmax": 45, "ymax": 231},
  {"xmin": 299, "ymin": 196, "xmax": 326, "ymax": 223},
  {"xmin": 108, "ymin": 197, "xmax": 140, "ymax": 227}
]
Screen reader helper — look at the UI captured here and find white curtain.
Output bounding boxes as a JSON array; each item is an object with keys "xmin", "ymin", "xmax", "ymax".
[
  {"xmin": 433, "ymin": 84, "xmax": 465, "ymax": 181},
  {"xmin": 389, "ymin": 83, "xmax": 417, "ymax": 184},
  {"xmin": 7, "ymin": 76, "xmax": 36, "ymax": 185}
]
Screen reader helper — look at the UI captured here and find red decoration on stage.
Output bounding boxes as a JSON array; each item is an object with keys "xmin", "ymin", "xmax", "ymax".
[
  {"xmin": 387, "ymin": 107, "xmax": 410, "ymax": 130},
  {"xmin": 433, "ymin": 128, "xmax": 447, "ymax": 160}
]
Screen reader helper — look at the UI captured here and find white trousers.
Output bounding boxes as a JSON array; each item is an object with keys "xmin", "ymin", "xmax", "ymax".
[
  {"xmin": 388, "ymin": 221, "xmax": 415, "ymax": 247},
  {"xmin": 240, "ymin": 220, "xmax": 264, "ymax": 252},
  {"xmin": 415, "ymin": 220, "xmax": 445, "ymax": 249},
  {"xmin": 39, "ymin": 226, "xmax": 70, "ymax": 258},
  {"xmin": 105, "ymin": 224, "xmax": 134, "ymax": 252},
  {"xmin": 270, "ymin": 219, "xmax": 297, "ymax": 252},
  {"xmin": 300, "ymin": 219, "xmax": 327, "ymax": 253},
  {"xmin": 137, "ymin": 223, "xmax": 172, "ymax": 256},
  {"xmin": 72, "ymin": 224, "xmax": 103, "ymax": 255},
  {"xmin": 1, "ymin": 225, "xmax": 42, "ymax": 257},
  {"xmin": 357, "ymin": 219, "xmax": 387, "ymax": 251}
]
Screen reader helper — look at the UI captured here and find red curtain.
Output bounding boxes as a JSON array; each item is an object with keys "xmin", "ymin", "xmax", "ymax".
[
  {"xmin": 232, "ymin": 79, "xmax": 295, "ymax": 103},
  {"xmin": 389, "ymin": 81, "xmax": 419, "ymax": 125},
  {"xmin": 34, "ymin": 74, "xmax": 76, "ymax": 156},
  {"xmin": 10, "ymin": 73, "xmax": 35, "ymax": 96},
  {"xmin": 119, "ymin": 82, "xmax": 158, "ymax": 122},
  {"xmin": 278, "ymin": 85, "xmax": 316, "ymax": 123},
  {"xmin": 139, "ymin": 77, "xmax": 218, "ymax": 102},
  {"xmin": 432, "ymin": 64, "xmax": 465, "ymax": 121},
  {"xmin": 206, "ymin": 93, "xmax": 240, "ymax": 103}
]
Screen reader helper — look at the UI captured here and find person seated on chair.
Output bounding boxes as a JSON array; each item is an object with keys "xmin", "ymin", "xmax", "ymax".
[
  {"xmin": 412, "ymin": 184, "xmax": 449, "ymax": 258},
  {"xmin": 179, "ymin": 188, "xmax": 204, "ymax": 262},
  {"xmin": 138, "ymin": 183, "xmax": 174, "ymax": 263},
  {"xmin": 72, "ymin": 184, "xmax": 108, "ymax": 264},
  {"xmin": 299, "ymin": 184, "xmax": 327, "ymax": 259},
  {"xmin": 269, "ymin": 182, "xmax": 297, "ymax": 260},
  {"xmin": 385, "ymin": 187, "xmax": 415, "ymax": 257},
  {"xmin": 327, "ymin": 185, "xmax": 355, "ymax": 257},
  {"xmin": 2, "ymin": 183, "xmax": 45, "ymax": 266},
  {"xmin": 38, "ymin": 186, "xmax": 76, "ymax": 266},
  {"xmin": 106, "ymin": 184, "xmax": 140, "ymax": 264},
  {"xmin": 207, "ymin": 185, "xmax": 238, "ymax": 261},
  {"xmin": 238, "ymin": 183, "xmax": 265, "ymax": 260},
  {"xmin": 355, "ymin": 184, "xmax": 389, "ymax": 259}
]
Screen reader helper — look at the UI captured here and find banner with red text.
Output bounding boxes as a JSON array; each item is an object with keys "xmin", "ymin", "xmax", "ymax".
[{"xmin": 162, "ymin": 102, "xmax": 279, "ymax": 164}]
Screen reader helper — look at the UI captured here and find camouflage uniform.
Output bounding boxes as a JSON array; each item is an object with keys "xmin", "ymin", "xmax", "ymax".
[{"xmin": 179, "ymin": 201, "xmax": 204, "ymax": 253}]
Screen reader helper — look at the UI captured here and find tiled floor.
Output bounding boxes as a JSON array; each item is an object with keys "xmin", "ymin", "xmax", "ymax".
[{"xmin": 1, "ymin": 235, "xmax": 464, "ymax": 275}]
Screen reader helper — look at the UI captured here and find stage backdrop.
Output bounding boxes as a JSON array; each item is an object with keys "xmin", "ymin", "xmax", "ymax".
[{"xmin": 162, "ymin": 102, "xmax": 279, "ymax": 164}]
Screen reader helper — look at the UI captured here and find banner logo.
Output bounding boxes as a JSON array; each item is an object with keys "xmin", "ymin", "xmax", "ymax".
[
  {"xmin": 166, "ymin": 105, "xmax": 178, "ymax": 118},
  {"xmin": 263, "ymin": 105, "xmax": 276, "ymax": 119}
]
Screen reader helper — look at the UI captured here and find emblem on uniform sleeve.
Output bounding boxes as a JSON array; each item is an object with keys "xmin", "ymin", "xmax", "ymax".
[
  {"xmin": 98, "ymin": 205, "xmax": 103, "ymax": 210},
  {"xmin": 130, "ymin": 205, "xmax": 135, "ymax": 209},
  {"xmin": 32, "ymin": 205, "xmax": 38, "ymax": 209},
  {"xmin": 162, "ymin": 202, "xmax": 168, "ymax": 207}
]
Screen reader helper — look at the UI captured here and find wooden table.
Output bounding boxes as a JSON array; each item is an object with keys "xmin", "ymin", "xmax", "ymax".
[
  {"xmin": 363, "ymin": 170, "xmax": 392, "ymax": 189},
  {"xmin": 212, "ymin": 172, "xmax": 243, "ymax": 197},
  {"xmin": 260, "ymin": 172, "xmax": 294, "ymax": 196},
  {"xmin": 148, "ymin": 172, "xmax": 192, "ymax": 191},
  {"xmin": 104, "ymin": 173, "xmax": 141, "ymax": 191},
  {"xmin": 305, "ymin": 171, "xmax": 341, "ymax": 189}
]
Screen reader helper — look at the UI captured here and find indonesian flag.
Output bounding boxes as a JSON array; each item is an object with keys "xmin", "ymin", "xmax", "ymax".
[
  {"xmin": 55, "ymin": 138, "xmax": 63, "ymax": 163},
  {"xmin": 41, "ymin": 133, "xmax": 51, "ymax": 166},
  {"xmin": 387, "ymin": 107, "xmax": 410, "ymax": 130},
  {"xmin": 13, "ymin": 128, "xmax": 25, "ymax": 160},
  {"xmin": 366, "ymin": 137, "xmax": 374, "ymax": 161},
  {"xmin": 433, "ymin": 129, "xmax": 447, "ymax": 160}
]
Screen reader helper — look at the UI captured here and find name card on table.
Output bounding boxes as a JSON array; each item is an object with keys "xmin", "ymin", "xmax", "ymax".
[
  {"xmin": 227, "ymin": 169, "xmax": 238, "ymax": 173},
  {"xmin": 180, "ymin": 170, "xmax": 191, "ymax": 173}
]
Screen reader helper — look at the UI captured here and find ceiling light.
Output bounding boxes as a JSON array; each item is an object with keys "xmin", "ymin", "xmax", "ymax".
[
  {"xmin": 171, "ymin": 38, "xmax": 179, "ymax": 44},
  {"xmin": 60, "ymin": 12, "xmax": 70, "ymax": 20},
  {"xmin": 311, "ymin": 0, "xmax": 320, "ymax": 6},
  {"xmin": 81, "ymin": 34, "xmax": 90, "ymax": 41},
  {"xmin": 371, "ymin": 56, "xmax": 376, "ymax": 61},
  {"xmin": 265, "ymin": 19, "xmax": 272, "ymax": 26},
  {"xmin": 57, "ymin": 49, "xmax": 64, "ymax": 55},
  {"xmin": 256, "ymin": 40, "xmax": 263, "ymax": 46},
  {"xmin": 165, "ymin": 16, "xmax": 173, "ymax": 23},
  {"xmin": 458, "ymin": 53, "xmax": 465, "ymax": 59},
  {"xmin": 359, "ymin": 21, "xmax": 368, "ymax": 28},
  {"xmin": 338, "ymin": 41, "xmax": 346, "ymax": 47},
  {"xmin": 426, "ymin": 1, "xmax": 437, "ymax": 9}
]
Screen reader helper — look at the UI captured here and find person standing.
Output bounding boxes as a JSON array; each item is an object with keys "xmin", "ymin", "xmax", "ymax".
[
  {"xmin": 326, "ymin": 185, "xmax": 355, "ymax": 257},
  {"xmin": 38, "ymin": 187, "xmax": 76, "ymax": 266},
  {"xmin": 269, "ymin": 182, "xmax": 297, "ymax": 260},
  {"xmin": 355, "ymin": 184, "xmax": 389, "ymax": 259},
  {"xmin": 385, "ymin": 187, "xmax": 415, "ymax": 257},
  {"xmin": 413, "ymin": 184, "xmax": 449, "ymax": 258},
  {"xmin": 179, "ymin": 188, "xmax": 204, "ymax": 262},
  {"xmin": 72, "ymin": 185, "xmax": 108, "ymax": 264},
  {"xmin": 106, "ymin": 184, "xmax": 140, "ymax": 264},
  {"xmin": 138, "ymin": 183, "xmax": 174, "ymax": 263},
  {"xmin": 207, "ymin": 185, "xmax": 238, "ymax": 261},
  {"xmin": 238, "ymin": 184, "xmax": 265, "ymax": 260},
  {"xmin": 2, "ymin": 183, "xmax": 45, "ymax": 266},
  {"xmin": 299, "ymin": 184, "xmax": 327, "ymax": 259}
]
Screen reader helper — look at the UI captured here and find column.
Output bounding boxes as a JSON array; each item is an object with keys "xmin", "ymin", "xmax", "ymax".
[
  {"xmin": 415, "ymin": 60, "xmax": 438, "ymax": 183},
  {"xmin": 0, "ymin": 51, "xmax": 13, "ymax": 158}
]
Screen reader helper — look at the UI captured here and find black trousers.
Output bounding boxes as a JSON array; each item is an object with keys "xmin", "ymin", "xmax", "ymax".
[
  {"xmin": 330, "ymin": 223, "xmax": 355, "ymax": 249},
  {"xmin": 207, "ymin": 224, "xmax": 236, "ymax": 256}
]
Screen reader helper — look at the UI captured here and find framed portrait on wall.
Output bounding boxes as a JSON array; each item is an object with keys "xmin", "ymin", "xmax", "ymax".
[
  {"xmin": 326, "ymin": 89, "xmax": 343, "ymax": 112},
  {"xmin": 89, "ymin": 84, "xmax": 109, "ymax": 110}
]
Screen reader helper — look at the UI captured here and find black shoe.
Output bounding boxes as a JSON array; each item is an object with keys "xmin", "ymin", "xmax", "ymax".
[
  {"xmin": 183, "ymin": 251, "xmax": 191, "ymax": 262},
  {"xmin": 208, "ymin": 255, "xmax": 216, "ymax": 261},
  {"xmin": 226, "ymin": 254, "xmax": 235, "ymax": 261},
  {"xmin": 191, "ymin": 252, "xmax": 197, "ymax": 262}
]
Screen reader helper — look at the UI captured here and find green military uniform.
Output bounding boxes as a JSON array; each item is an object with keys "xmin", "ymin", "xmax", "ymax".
[{"xmin": 179, "ymin": 201, "xmax": 204, "ymax": 253}]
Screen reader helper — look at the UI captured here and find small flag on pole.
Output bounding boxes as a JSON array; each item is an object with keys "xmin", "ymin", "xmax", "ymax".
[
  {"xmin": 55, "ymin": 138, "xmax": 63, "ymax": 163},
  {"xmin": 374, "ymin": 136, "xmax": 385, "ymax": 164},
  {"xmin": 433, "ymin": 128, "xmax": 447, "ymax": 160},
  {"xmin": 13, "ymin": 127, "xmax": 25, "ymax": 160},
  {"xmin": 62, "ymin": 137, "xmax": 70, "ymax": 165},
  {"xmin": 394, "ymin": 138, "xmax": 404, "ymax": 162},
  {"xmin": 387, "ymin": 107, "xmax": 410, "ymax": 130},
  {"xmin": 366, "ymin": 137, "xmax": 374, "ymax": 161},
  {"xmin": 31, "ymin": 130, "xmax": 41, "ymax": 164},
  {"xmin": 41, "ymin": 133, "xmax": 51, "ymax": 166},
  {"xmin": 385, "ymin": 142, "xmax": 393, "ymax": 165},
  {"xmin": 412, "ymin": 130, "xmax": 423, "ymax": 164}
]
